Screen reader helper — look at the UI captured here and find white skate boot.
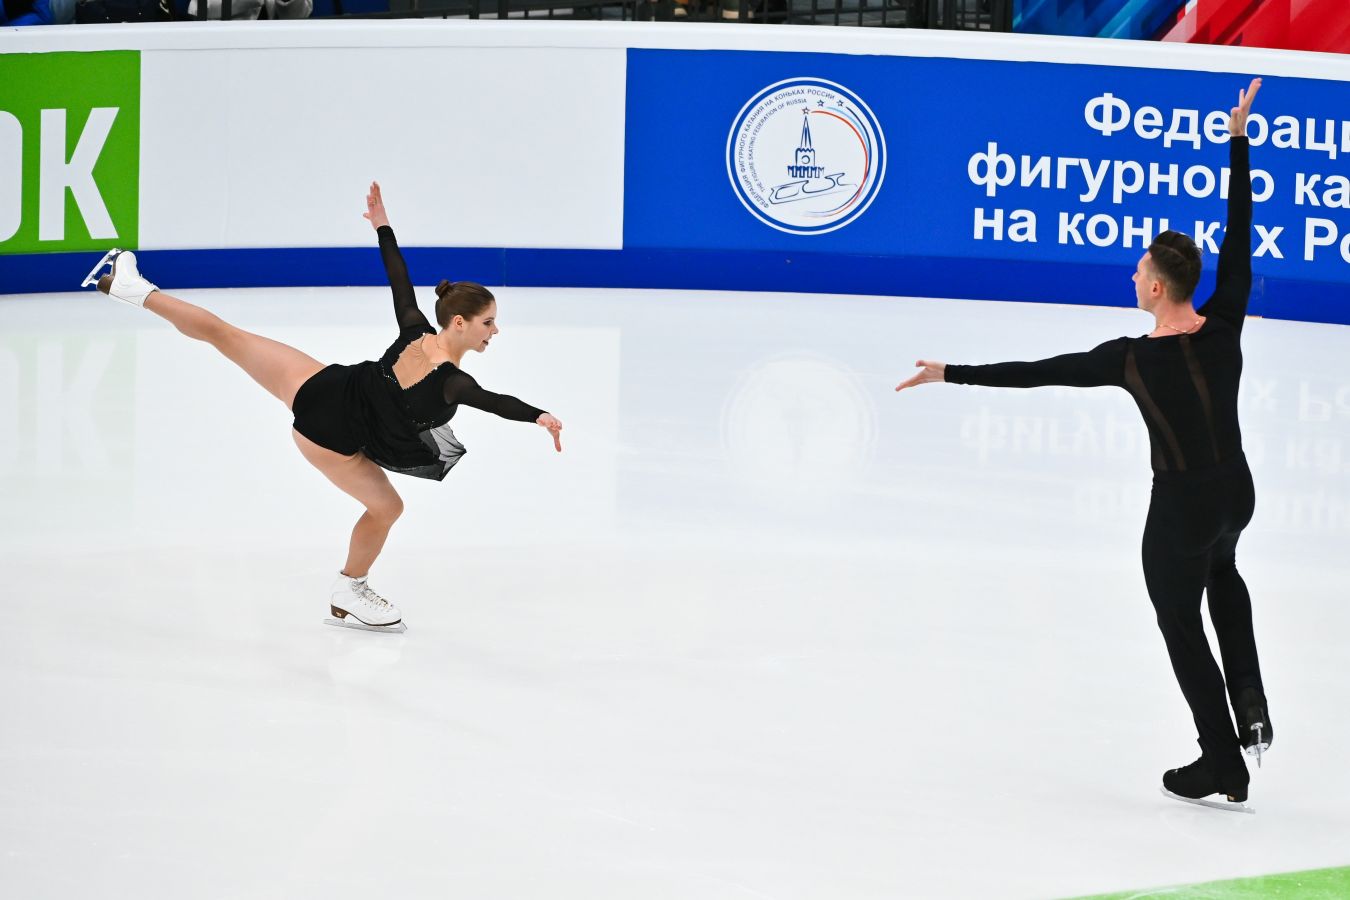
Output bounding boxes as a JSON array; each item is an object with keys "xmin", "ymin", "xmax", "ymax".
[
  {"xmin": 324, "ymin": 573, "xmax": 406, "ymax": 634},
  {"xmin": 81, "ymin": 249, "xmax": 158, "ymax": 307}
]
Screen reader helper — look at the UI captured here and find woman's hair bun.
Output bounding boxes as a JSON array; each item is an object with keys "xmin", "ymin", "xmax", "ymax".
[{"xmin": 434, "ymin": 280, "xmax": 496, "ymax": 328}]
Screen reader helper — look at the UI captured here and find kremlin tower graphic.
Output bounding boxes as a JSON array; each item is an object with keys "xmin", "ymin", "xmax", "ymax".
[
  {"xmin": 768, "ymin": 110, "xmax": 849, "ymax": 206},
  {"xmin": 787, "ymin": 114, "xmax": 826, "ymax": 181}
]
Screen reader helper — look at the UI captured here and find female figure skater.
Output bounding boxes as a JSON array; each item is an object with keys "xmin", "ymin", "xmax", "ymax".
[
  {"xmin": 83, "ymin": 183, "xmax": 563, "ymax": 633},
  {"xmin": 896, "ymin": 79, "xmax": 1271, "ymax": 812}
]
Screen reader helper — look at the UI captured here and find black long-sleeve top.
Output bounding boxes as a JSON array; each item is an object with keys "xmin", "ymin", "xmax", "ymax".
[
  {"xmin": 373, "ymin": 225, "xmax": 545, "ymax": 426},
  {"xmin": 945, "ymin": 137, "xmax": 1252, "ymax": 475},
  {"xmin": 346, "ymin": 226, "xmax": 545, "ymax": 480}
]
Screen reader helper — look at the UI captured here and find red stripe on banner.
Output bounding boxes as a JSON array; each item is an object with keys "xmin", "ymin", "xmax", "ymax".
[{"xmin": 1161, "ymin": 0, "xmax": 1350, "ymax": 53}]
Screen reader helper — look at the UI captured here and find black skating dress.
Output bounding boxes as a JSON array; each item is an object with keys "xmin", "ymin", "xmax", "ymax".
[{"xmin": 291, "ymin": 225, "xmax": 546, "ymax": 481}]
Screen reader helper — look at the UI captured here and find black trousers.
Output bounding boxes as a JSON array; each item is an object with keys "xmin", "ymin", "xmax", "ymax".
[{"xmin": 1141, "ymin": 456, "xmax": 1262, "ymax": 771}]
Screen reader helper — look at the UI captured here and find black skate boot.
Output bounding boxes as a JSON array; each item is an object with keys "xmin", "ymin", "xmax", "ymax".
[
  {"xmin": 1235, "ymin": 686, "xmax": 1273, "ymax": 767},
  {"xmin": 1161, "ymin": 756, "xmax": 1252, "ymax": 813}
]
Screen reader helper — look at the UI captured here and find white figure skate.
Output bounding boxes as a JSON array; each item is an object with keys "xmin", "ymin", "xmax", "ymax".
[
  {"xmin": 324, "ymin": 573, "xmax": 406, "ymax": 634},
  {"xmin": 82, "ymin": 249, "xmax": 158, "ymax": 307},
  {"xmin": 81, "ymin": 248, "xmax": 120, "ymax": 288}
]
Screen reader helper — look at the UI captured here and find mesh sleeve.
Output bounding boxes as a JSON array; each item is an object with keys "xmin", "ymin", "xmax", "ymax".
[
  {"xmin": 377, "ymin": 225, "xmax": 432, "ymax": 332},
  {"xmin": 444, "ymin": 371, "xmax": 546, "ymax": 423}
]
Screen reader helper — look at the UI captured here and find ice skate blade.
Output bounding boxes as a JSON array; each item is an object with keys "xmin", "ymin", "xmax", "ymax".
[
  {"xmin": 1244, "ymin": 723, "xmax": 1269, "ymax": 767},
  {"xmin": 81, "ymin": 248, "xmax": 121, "ymax": 288},
  {"xmin": 1160, "ymin": 786, "xmax": 1254, "ymax": 814},
  {"xmin": 324, "ymin": 617, "xmax": 406, "ymax": 634}
]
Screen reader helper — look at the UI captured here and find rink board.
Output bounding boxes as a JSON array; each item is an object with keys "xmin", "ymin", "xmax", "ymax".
[{"xmin": 2, "ymin": 22, "xmax": 1350, "ymax": 323}]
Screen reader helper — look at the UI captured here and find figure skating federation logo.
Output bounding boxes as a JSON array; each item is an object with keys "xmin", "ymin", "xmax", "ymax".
[{"xmin": 727, "ymin": 78, "xmax": 886, "ymax": 235}]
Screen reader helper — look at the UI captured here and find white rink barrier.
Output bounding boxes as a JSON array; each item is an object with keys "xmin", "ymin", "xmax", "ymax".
[{"xmin": 3, "ymin": 21, "xmax": 1349, "ymax": 322}]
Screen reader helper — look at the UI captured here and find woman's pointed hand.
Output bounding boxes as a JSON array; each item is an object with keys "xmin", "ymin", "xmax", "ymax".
[
  {"xmin": 363, "ymin": 181, "xmax": 390, "ymax": 230},
  {"xmin": 537, "ymin": 413, "xmax": 563, "ymax": 452}
]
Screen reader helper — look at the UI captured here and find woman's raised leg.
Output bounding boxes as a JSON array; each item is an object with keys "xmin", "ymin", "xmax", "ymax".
[{"xmin": 144, "ymin": 290, "xmax": 324, "ymax": 410}]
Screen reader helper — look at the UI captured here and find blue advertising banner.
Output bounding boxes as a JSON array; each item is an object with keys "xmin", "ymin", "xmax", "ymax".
[
  {"xmin": 7, "ymin": 33, "xmax": 1350, "ymax": 328},
  {"xmin": 624, "ymin": 49, "xmax": 1350, "ymax": 323}
]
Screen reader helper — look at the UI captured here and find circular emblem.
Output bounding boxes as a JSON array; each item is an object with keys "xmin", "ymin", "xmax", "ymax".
[{"xmin": 727, "ymin": 77, "xmax": 886, "ymax": 235}]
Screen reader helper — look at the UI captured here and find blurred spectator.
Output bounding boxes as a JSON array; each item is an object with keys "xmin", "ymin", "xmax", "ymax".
[
  {"xmin": 2, "ymin": 0, "xmax": 77, "ymax": 24},
  {"xmin": 186, "ymin": 0, "xmax": 311, "ymax": 17},
  {"xmin": 74, "ymin": 0, "xmax": 170, "ymax": 21}
]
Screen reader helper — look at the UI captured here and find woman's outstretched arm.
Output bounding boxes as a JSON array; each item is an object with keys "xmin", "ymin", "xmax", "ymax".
[
  {"xmin": 364, "ymin": 182, "xmax": 432, "ymax": 332},
  {"xmin": 446, "ymin": 373, "xmax": 564, "ymax": 452}
]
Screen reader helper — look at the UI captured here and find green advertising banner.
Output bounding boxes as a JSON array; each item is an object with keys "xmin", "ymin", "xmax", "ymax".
[{"xmin": 0, "ymin": 51, "xmax": 140, "ymax": 255}]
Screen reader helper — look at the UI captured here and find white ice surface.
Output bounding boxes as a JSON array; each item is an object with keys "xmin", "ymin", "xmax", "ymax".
[{"xmin": 1, "ymin": 285, "xmax": 1348, "ymax": 900}]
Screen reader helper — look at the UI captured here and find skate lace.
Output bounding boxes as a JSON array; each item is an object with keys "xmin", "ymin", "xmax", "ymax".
[
  {"xmin": 1176, "ymin": 758, "xmax": 1208, "ymax": 777},
  {"xmin": 356, "ymin": 581, "xmax": 392, "ymax": 609}
]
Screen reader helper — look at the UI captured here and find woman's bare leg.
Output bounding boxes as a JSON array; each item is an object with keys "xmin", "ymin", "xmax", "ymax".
[
  {"xmin": 144, "ymin": 290, "xmax": 324, "ymax": 410},
  {"xmin": 293, "ymin": 429, "xmax": 404, "ymax": 577},
  {"xmin": 142, "ymin": 290, "xmax": 399, "ymax": 574}
]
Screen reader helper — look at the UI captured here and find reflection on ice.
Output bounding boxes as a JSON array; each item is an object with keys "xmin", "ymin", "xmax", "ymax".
[{"xmin": 2, "ymin": 285, "xmax": 1349, "ymax": 899}]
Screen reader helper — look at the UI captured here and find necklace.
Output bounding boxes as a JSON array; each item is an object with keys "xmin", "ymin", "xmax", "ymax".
[{"xmin": 1158, "ymin": 317, "xmax": 1202, "ymax": 335}]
